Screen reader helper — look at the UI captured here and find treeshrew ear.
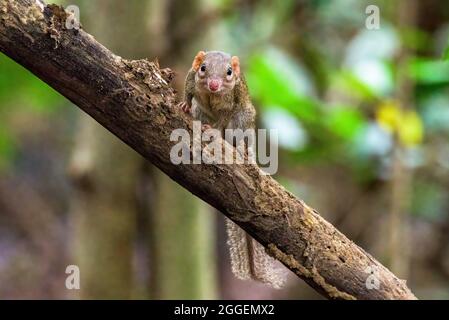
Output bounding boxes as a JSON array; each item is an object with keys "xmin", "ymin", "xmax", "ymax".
[
  {"xmin": 192, "ymin": 51, "xmax": 206, "ymax": 71},
  {"xmin": 231, "ymin": 56, "xmax": 240, "ymax": 78}
]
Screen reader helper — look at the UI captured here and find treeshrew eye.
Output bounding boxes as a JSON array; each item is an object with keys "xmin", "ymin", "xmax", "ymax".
[
  {"xmin": 227, "ymin": 67, "xmax": 232, "ymax": 76},
  {"xmin": 200, "ymin": 64, "xmax": 206, "ymax": 72}
]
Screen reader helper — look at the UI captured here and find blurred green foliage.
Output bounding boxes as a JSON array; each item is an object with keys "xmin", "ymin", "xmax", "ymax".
[
  {"xmin": 0, "ymin": 54, "xmax": 63, "ymax": 113},
  {"xmin": 237, "ymin": 0, "xmax": 449, "ymax": 225},
  {"xmin": 241, "ymin": 6, "xmax": 449, "ymax": 179},
  {"xmin": 409, "ymin": 58, "xmax": 449, "ymax": 85},
  {"xmin": 0, "ymin": 54, "xmax": 64, "ymax": 171},
  {"xmin": 247, "ymin": 49, "xmax": 320, "ymax": 122},
  {"xmin": 444, "ymin": 39, "xmax": 449, "ymax": 60}
]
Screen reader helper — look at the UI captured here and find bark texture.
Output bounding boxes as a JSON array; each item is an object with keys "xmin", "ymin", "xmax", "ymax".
[{"xmin": 0, "ymin": 0, "xmax": 417, "ymax": 300}]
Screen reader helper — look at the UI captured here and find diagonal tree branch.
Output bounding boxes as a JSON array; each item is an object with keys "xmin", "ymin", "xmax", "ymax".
[{"xmin": 0, "ymin": 0, "xmax": 416, "ymax": 299}]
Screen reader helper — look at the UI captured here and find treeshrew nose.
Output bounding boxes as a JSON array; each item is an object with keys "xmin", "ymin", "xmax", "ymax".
[{"xmin": 209, "ymin": 80, "xmax": 220, "ymax": 91}]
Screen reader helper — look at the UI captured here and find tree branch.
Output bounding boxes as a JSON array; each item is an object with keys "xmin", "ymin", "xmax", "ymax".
[{"xmin": 0, "ymin": 0, "xmax": 416, "ymax": 299}]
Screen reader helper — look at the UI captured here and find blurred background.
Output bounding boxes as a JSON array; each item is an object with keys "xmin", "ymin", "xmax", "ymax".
[{"xmin": 1, "ymin": 0, "xmax": 449, "ymax": 299}]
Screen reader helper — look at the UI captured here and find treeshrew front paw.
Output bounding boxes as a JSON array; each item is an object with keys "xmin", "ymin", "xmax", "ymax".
[{"xmin": 178, "ymin": 101, "xmax": 191, "ymax": 114}]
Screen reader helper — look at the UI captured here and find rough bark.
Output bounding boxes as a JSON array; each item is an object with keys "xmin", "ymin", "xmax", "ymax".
[{"xmin": 0, "ymin": 0, "xmax": 417, "ymax": 299}]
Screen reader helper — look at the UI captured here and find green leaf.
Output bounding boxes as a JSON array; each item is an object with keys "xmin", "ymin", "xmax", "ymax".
[
  {"xmin": 246, "ymin": 49, "xmax": 320, "ymax": 123},
  {"xmin": 408, "ymin": 58, "xmax": 449, "ymax": 85},
  {"xmin": 331, "ymin": 70, "xmax": 378, "ymax": 101},
  {"xmin": 325, "ymin": 105, "xmax": 366, "ymax": 140}
]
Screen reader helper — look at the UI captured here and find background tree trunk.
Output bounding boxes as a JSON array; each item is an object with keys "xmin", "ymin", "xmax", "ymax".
[
  {"xmin": 387, "ymin": 0, "xmax": 418, "ymax": 279},
  {"xmin": 147, "ymin": 0, "xmax": 218, "ymax": 299},
  {"xmin": 68, "ymin": 0, "xmax": 148, "ymax": 299}
]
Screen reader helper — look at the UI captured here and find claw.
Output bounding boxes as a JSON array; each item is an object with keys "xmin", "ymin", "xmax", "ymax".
[
  {"xmin": 201, "ymin": 124, "xmax": 212, "ymax": 131},
  {"xmin": 178, "ymin": 101, "xmax": 191, "ymax": 114}
]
